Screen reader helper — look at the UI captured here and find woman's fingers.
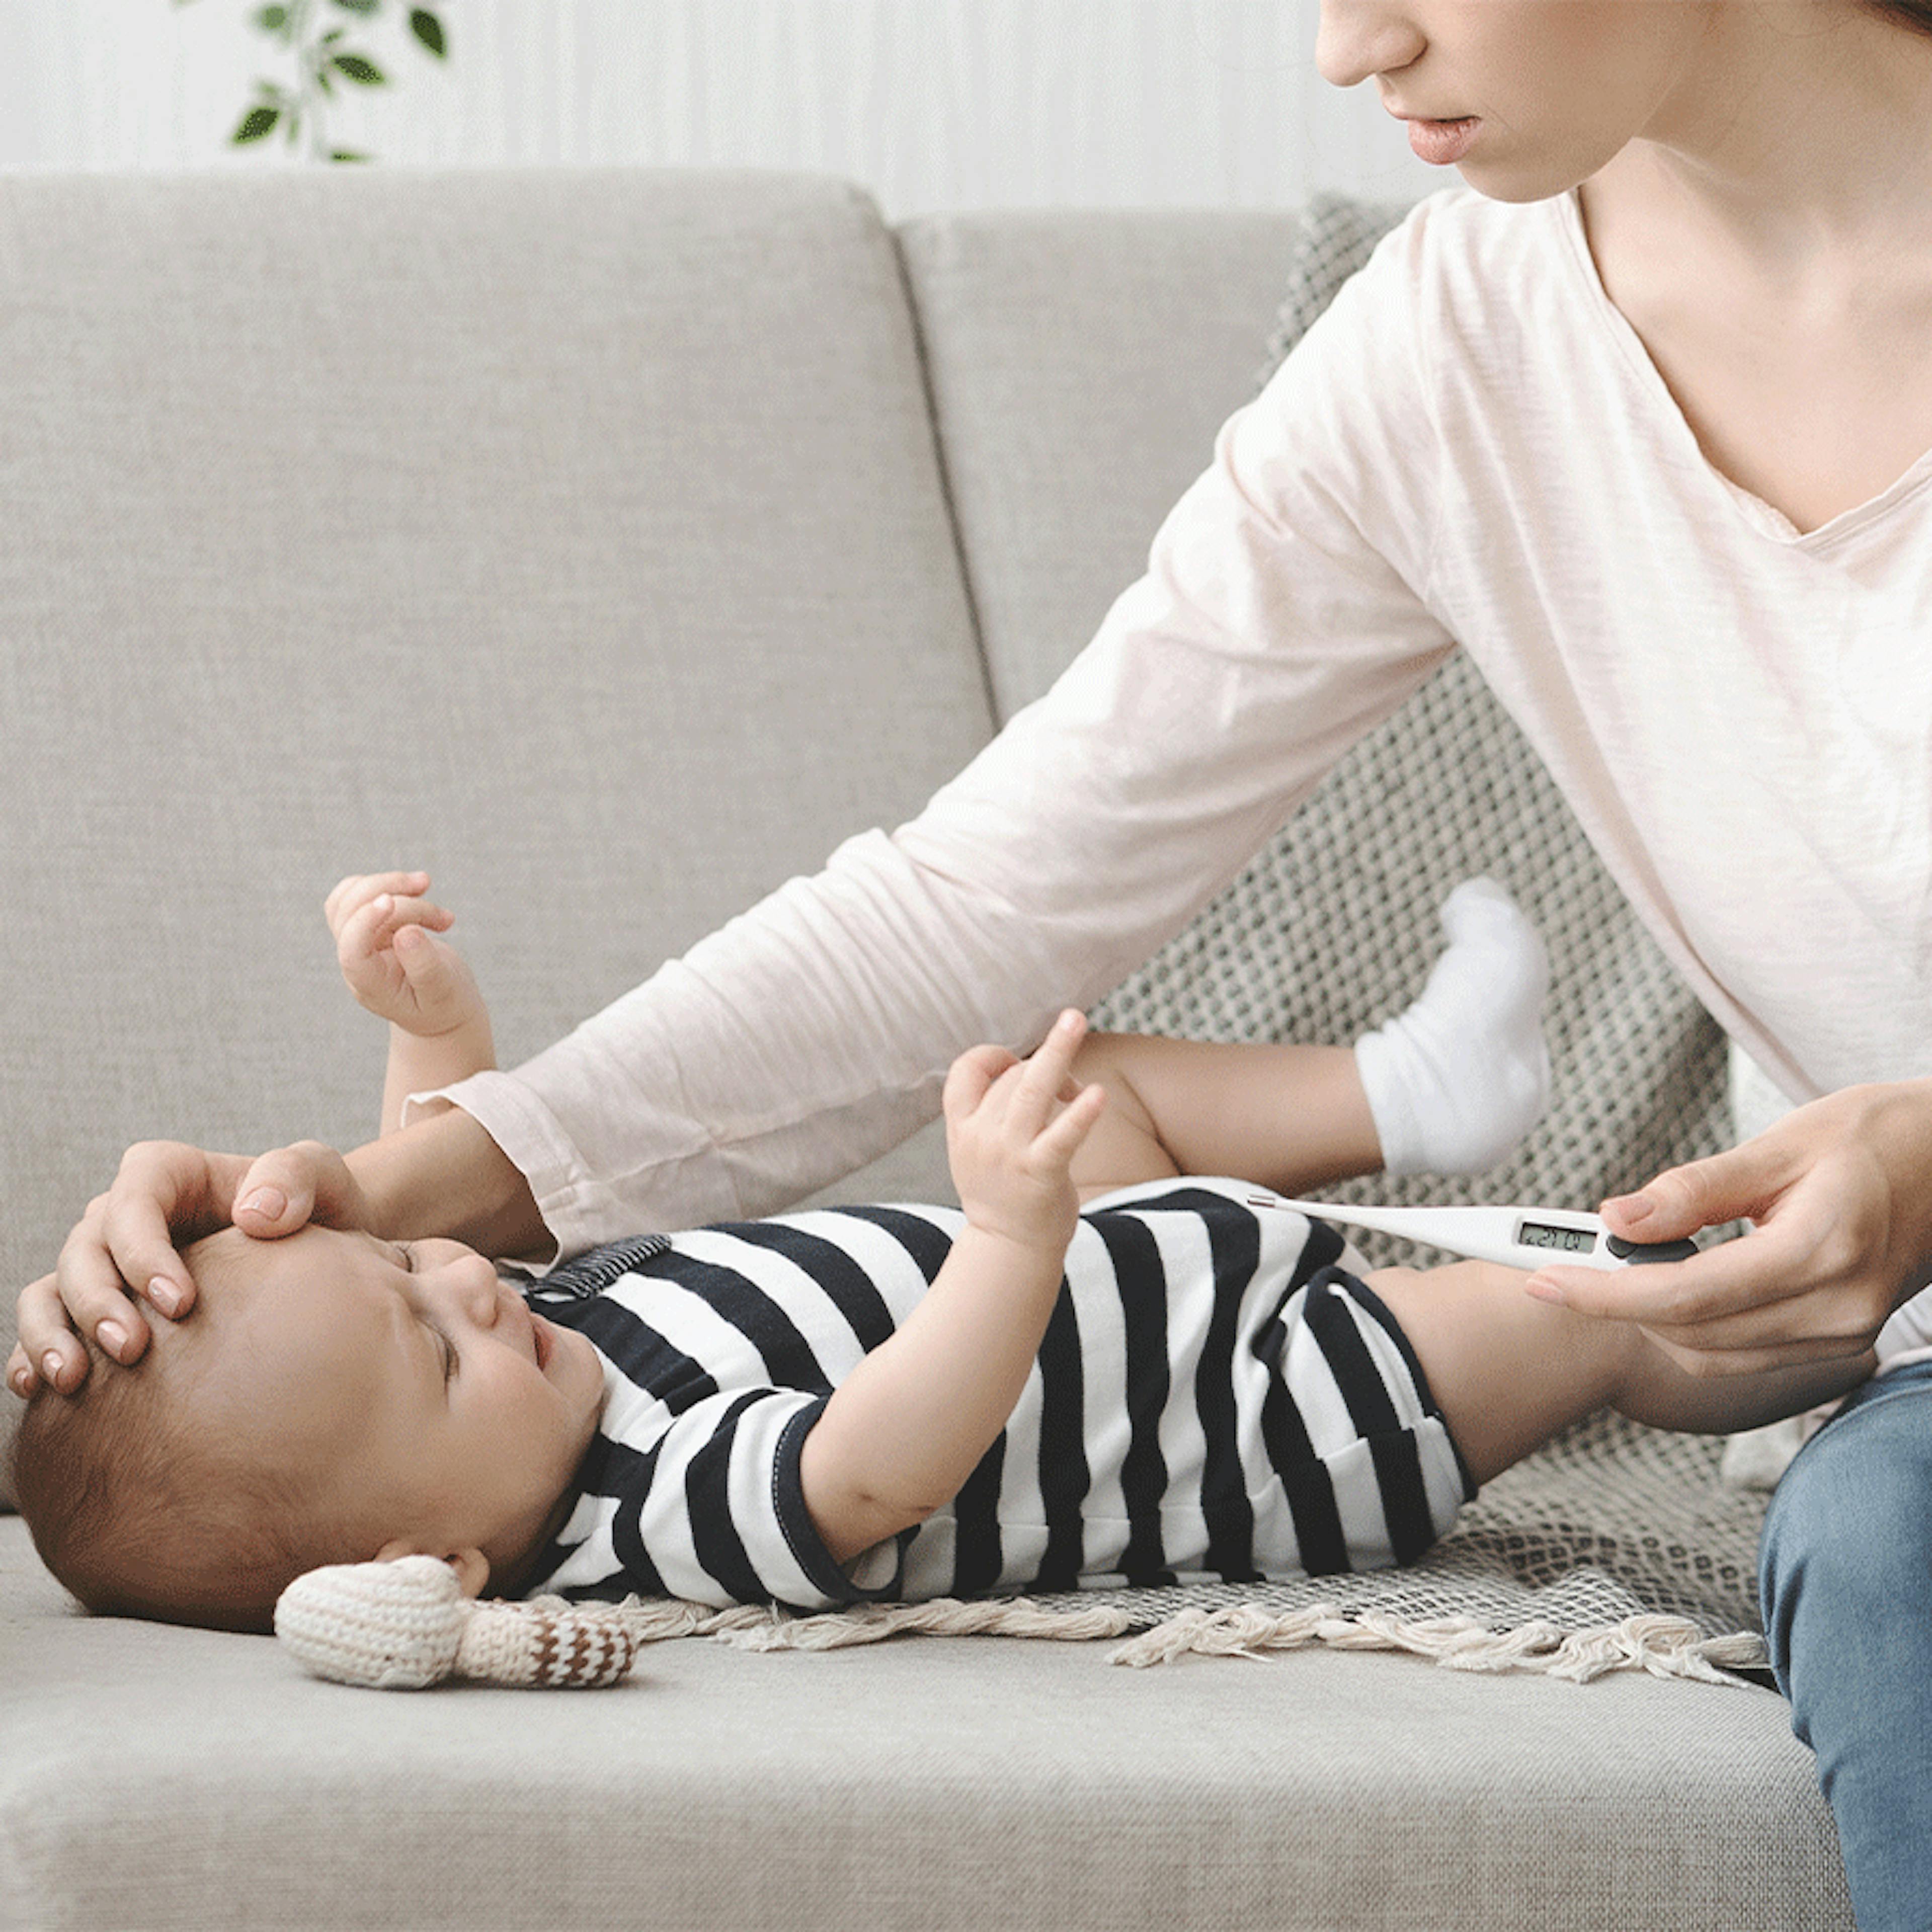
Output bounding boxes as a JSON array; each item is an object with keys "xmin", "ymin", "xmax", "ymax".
[
  {"xmin": 11, "ymin": 1139, "xmax": 374, "ymax": 1401},
  {"xmin": 12, "ymin": 1272, "xmax": 100, "ymax": 1392},
  {"xmin": 233, "ymin": 1142, "xmax": 373, "ymax": 1238},
  {"xmin": 17, "ymin": 1154, "xmax": 212, "ymax": 1387},
  {"xmin": 1526, "ymin": 1093, "xmax": 1925, "ymax": 1374},
  {"xmin": 1600, "ymin": 1138, "xmax": 1794, "ymax": 1244}
]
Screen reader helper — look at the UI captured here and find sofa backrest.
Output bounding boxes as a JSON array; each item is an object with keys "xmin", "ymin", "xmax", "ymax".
[
  {"xmin": 899, "ymin": 209, "xmax": 1303, "ymax": 723},
  {"xmin": 0, "ymin": 170, "xmax": 996, "ymax": 1475}
]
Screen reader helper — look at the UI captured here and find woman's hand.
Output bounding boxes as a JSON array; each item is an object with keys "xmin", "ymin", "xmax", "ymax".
[
  {"xmin": 8, "ymin": 1139, "xmax": 373, "ymax": 1398},
  {"xmin": 1523, "ymin": 1080, "xmax": 1932, "ymax": 1377}
]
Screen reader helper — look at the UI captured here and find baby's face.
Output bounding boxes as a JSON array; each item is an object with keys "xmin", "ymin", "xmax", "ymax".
[{"xmin": 179, "ymin": 1225, "xmax": 607, "ymax": 1590}]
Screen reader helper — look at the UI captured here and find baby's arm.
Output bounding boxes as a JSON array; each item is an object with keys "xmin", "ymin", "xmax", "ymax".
[
  {"xmin": 799, "ymin": 1010, "xmax": 1106, "ymax": 1563},
  {"xmin": 326, "ymin": 871, "xmax": 497, "ymax": 1138}
]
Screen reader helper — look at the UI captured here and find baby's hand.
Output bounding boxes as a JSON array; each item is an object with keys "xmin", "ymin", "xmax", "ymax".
[
  {"xmin": 325, "ymin": 870, "xmax": 485, "ymax": 1040},
  {"xmin": 944, "ymin": 1010, "xmax": 1107, "ymax": 1256}
]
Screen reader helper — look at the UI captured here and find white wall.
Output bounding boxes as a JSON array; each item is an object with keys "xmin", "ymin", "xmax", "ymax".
[{"xmin": 0, "ymin": 1, "xmax": 1440, "ymax": 215}]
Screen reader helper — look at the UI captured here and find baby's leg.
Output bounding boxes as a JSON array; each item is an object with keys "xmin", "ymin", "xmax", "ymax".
[
  {"xmin": 1366, "ymin": 1260, "xmax": 1874, "ymax": 1487},
  {"xmin": 1069, "ymin": 879, "xmax": 1551, "ymax": 1203},
  {"xmin": 1070, "ymin": 1035, "xmax": 1380, "ymax": 1201}
]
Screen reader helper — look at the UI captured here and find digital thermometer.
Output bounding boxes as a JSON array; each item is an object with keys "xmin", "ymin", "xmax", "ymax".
[{"xmin": 1248, "ymin": 1196, "xmax": 1700, "ymax": 1272}]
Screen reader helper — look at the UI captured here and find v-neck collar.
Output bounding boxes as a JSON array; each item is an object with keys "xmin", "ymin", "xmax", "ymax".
[{"xmin": 1552, "ymin": 188, "xmax": 1932, "ymax": 554}]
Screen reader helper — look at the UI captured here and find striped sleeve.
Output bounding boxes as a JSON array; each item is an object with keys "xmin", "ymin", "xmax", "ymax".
[{"xmin": 622, "ymin": 1387, "xmax": 907, "ymax": 1610}]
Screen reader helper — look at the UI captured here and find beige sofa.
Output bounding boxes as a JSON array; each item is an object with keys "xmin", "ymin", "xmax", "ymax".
[{"xmin": 0, "ymin": 170, "xmax": 1851, "ymax": 1929}]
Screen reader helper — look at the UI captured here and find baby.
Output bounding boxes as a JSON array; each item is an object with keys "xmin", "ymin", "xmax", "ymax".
[{"xmin": 10, "ymin": 874, "xmax": 1869, "ymax": 1633}]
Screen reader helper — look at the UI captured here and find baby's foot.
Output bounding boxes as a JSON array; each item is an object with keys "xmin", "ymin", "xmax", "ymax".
[{"xmin": 1352, "ymin": 878, "xmax": 1552, "ymax": 1177}]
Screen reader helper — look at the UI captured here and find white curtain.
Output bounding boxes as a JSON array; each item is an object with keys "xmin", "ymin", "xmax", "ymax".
[{"xmin": 1, "ymin": 1, "xmax": 1438, "ymax": 214}]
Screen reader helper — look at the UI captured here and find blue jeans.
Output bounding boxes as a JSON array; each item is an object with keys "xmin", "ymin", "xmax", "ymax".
[{"xmin": 1760, "ymin": 1357, "xmax": 1932, "ymax": 1932}]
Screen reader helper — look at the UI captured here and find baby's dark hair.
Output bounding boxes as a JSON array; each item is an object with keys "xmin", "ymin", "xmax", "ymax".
[{"xmin": 11, "ymin": 1320, "xmax": 343, "ymax": 1636}]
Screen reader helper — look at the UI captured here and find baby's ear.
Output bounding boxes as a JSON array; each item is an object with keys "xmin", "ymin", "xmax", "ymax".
[{"xmin": 375, "ymin": 1539, "xmax": 489, "ymax": 1599}]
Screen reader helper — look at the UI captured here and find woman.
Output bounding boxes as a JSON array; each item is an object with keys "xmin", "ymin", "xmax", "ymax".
[{"xmin": 16, "ymin": 3, "xmax": 1932, "ymax": 1920}]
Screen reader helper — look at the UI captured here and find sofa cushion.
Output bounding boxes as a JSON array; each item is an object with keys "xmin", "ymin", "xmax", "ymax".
[{"xmin": 0, "ymin": 170, "xmax": 990, "ymax": 1464}]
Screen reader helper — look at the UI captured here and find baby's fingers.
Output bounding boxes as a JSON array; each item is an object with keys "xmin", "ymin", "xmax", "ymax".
[
  {"xmin": 1009, "ymin": 1011, "xmax": 1089, "ymax": 1129},
  {"xmin": 944, "ymin": 1043, "xmax": 1021, "ymax": 1121},
  {"xmin": 336, "ymin": 892, "xmax": 455, "ymax": 971},
  {"xmin": 1034, "ymin": 1080, "xmax": 1106, "ymax": 1162},
  {"xmin": 325, "ymin": 870, "xmax": 432, "ymax": 939}
]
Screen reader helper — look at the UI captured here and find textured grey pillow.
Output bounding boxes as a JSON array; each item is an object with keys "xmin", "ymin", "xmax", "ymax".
[{"xmin": 1092, "ymin": 193, "xmax": 1732, "ymax": 1249}]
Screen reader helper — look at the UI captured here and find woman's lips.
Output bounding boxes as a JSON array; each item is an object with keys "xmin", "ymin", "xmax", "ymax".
[{"xmin": 1407, "ymin": 117, "xmax": 1481, "ymax": 166}]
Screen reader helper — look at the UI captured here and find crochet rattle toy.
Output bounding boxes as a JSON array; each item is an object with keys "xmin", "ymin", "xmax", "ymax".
[{"xmin": 276, "ymin": 1556, "xmax": 641, "ymax": 1689}]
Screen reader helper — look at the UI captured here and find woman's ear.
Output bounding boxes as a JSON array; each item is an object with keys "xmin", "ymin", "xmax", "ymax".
[{"xmin": 375, "ymin": 1538, "xmax": 490, "ymax": 1599}]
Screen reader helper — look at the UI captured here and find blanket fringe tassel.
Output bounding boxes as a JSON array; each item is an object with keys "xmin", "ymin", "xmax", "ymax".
[{"xmin": 587, "ymin": 1594, "xmax": 1768, "ymax": 1684}]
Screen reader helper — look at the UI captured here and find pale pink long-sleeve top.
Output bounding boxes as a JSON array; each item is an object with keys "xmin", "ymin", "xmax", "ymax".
[{"xmin": 433, "ymin": 188, "xmax": 1932, "ymax": 1261}]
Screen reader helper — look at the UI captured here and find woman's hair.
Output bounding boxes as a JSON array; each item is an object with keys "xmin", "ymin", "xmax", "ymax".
[
  {"xmin": 1864, "ymin": 0, "xmax": 1932, "ymax": 35},
  {"xmin": 10, "ymin": 1337, "xmax": 341, "ymax": 1636}
]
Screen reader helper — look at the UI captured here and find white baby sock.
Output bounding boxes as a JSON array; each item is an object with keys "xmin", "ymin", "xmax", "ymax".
[{"xmin": 1352, "ymin": 878, "xmax": 1552, "ymax": 1177}]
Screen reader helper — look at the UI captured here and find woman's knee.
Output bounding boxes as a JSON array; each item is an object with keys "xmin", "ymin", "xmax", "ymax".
[{"xmin": 1759, "ymin": 1374, "xmax": 1932, "ymax": 1690}]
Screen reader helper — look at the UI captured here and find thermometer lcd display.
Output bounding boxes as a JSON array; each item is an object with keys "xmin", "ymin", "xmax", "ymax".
[{"xmin": 1515, "ymin": 1220, "xmax": 1597, "ymax": 1255}]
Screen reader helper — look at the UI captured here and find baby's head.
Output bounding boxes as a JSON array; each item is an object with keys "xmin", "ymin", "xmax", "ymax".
[{"xmin": 11, "ymin": 1226, "xmax": 607, "ymax": 1633}]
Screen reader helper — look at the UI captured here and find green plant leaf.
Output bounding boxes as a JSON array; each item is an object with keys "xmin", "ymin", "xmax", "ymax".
[
  {"xmin": 333, "ymin": 52, "xmax": 388, "ymax": 85},
  {"xmin": 331, "ymin": 0, "xmax": 380, "ymax": 14},
  {"xmin": 330, "ymin": 150, "xmax": 373, "ymax": 164},
  {"xmin": 254, "ymin": 5, "xmax": 290, "ymax": 32},
  {"xmin": 409, "ymin": 10, "xmax": 447, "ymax": 57},
  {"xmin": 232, "ymin": 104, "xmax": 282, "ymax": 144}
]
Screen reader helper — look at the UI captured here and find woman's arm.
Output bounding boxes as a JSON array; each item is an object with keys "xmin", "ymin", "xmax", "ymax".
[{"xmin": 442, "ymin": 373, "xmax": 1453, "ymax": 1254}]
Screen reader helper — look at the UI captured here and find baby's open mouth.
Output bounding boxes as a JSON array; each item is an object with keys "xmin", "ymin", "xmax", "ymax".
[{"xmin": 531, "ymin": 1315, "xmax": 554, "ymax": 1373}]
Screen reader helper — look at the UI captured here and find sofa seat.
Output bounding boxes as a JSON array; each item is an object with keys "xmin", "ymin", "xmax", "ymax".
[{"xmin": 0, "ymin": 1515, "xmax": 1852, "ymax": 1930}]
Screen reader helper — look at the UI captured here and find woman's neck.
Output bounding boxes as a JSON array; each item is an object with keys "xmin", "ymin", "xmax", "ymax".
[{"xmin": 1612, "ymin": 0, "xmax": 1932, "ymax": 279}]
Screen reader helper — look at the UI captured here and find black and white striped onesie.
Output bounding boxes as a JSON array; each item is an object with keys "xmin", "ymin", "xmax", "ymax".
[{"xmin": 519, "ymin": 1177, "xmax": 1475, "ymax": 1611}]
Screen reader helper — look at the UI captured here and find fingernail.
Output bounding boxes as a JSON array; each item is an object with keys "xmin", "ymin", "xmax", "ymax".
[
  {"xmin": 148, "ymin": 1277, "xmax": 183, "ymax": 1317},
  {"xmin": 99, "ymin": 1321, "xmax": 130, "ymax": 1360},
  {"xmin": 1607, "ymin": 1192, "xmax": 1655, "ymax": 1227},
  {"xmin": 10, "ymin": 1365, "xmax": 32, "ymax": 1398},
  {"xmin": 1524, "ymin": 1277, "xmax": 1566, "ymax": 1305},
  {"xmin": 239, "ymin": 1187, "xmax": 287, "ymax": 1222},
  {"xmin": 40, "ymin": 1351, "xmax": 61, "ymax": 1385}
]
